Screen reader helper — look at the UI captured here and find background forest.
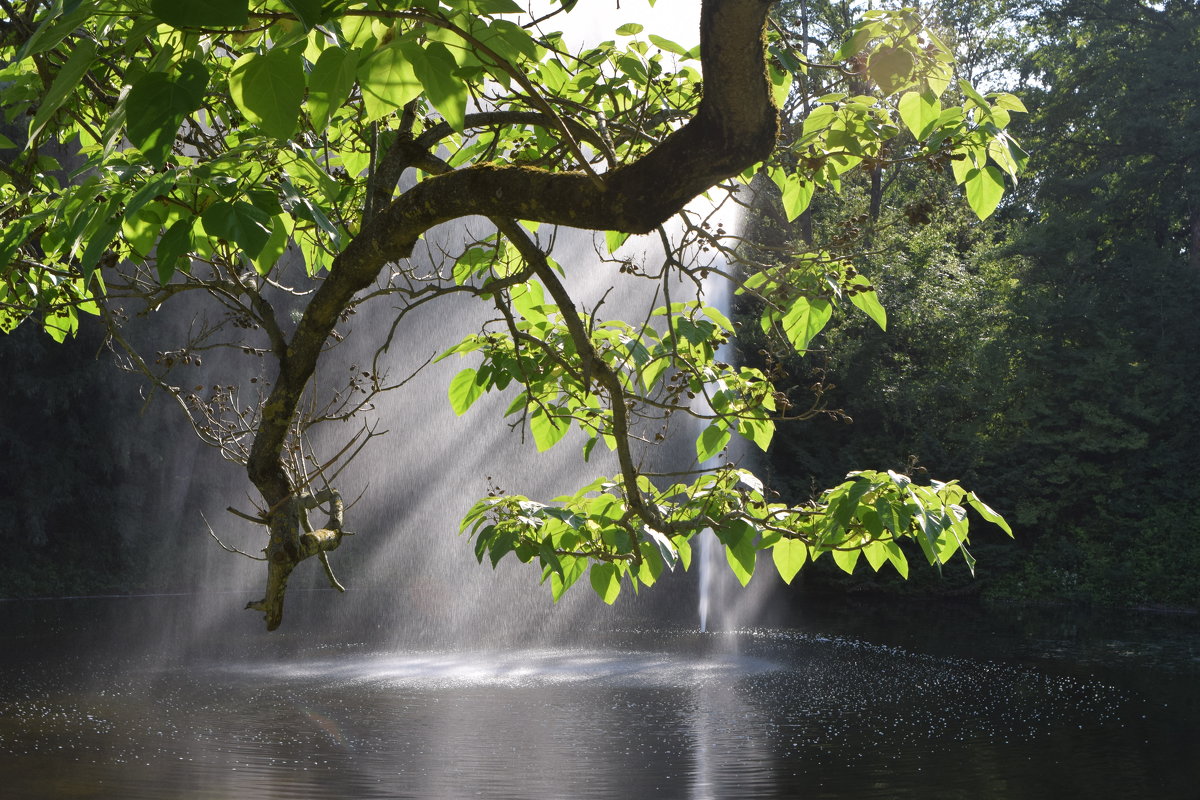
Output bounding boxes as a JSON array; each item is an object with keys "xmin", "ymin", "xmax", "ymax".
[{"xmin": 3, "ymin": 0, "xmax": 1198, "ymax": 609}]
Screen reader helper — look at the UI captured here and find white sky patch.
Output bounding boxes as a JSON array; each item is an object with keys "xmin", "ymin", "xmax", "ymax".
[{"xmin": 527, "ymin": 0, "xmax": 701, "ymax": 53}]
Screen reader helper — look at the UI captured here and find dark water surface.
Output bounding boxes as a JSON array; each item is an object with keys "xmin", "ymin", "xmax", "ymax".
[{"xmin": 1, "ymin": 595, "xmax": 1196, "ymax": 799}]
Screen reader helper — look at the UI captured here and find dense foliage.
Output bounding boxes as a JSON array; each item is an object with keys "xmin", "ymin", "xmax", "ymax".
[{"xmin": 753, "ymin": 0, "xmax": 1200, "ymax": 607}]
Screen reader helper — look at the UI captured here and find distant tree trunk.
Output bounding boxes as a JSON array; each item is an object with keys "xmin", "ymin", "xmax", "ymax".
[
  {"xmin": 799, "ymin": 207, "xmax": 814, "ymax": 246},
  {"xmin": 869, "ymin": 165, "xmax": 883, "ymax": 223}
]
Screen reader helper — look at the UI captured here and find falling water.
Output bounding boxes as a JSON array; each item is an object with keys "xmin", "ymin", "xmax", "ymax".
[{"xmin": 110, "ymin": 1, "xmax": 723, "ymax": 649}]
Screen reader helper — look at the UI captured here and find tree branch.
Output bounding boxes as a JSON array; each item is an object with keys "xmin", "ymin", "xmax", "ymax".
[{"xmin": 244, "ymin": 0, "xmax": 778, "ymax": 629}]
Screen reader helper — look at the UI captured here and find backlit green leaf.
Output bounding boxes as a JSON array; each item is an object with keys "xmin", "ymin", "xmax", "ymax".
[
  {"xmin": 448, "ymin": 367, "xmax": 486, "ymax": 415},
  {"xmin": 605, "ymin": 230, "xmax": 631, "ymax": 253},
  {"xmin": 771, "ymin": 537, "xmax": 807, "ymax": 584},
  {"xmin": 307, "ymin": 47, "xmax": 360, "ymax": 130},
  {"xmin": 250, "ymin": 215, "xmax": 290, "ymax": 277},
  {"xmin": 589, "ymin": 562, "xmax": 621, "ymax": 604},
  {"xmin": 359, "ymin": 42, "xmax": 423, "ymax": 122},
  {"xmin": 721, "ymin": 521, "xmax": 757, "ymax": 587},
  {"xmin": 781, "ymin": 296, "xmax": 833, "ymax": 352},
  {"xmin": 862, "ymin": 539, "xmax": 889, "ymax": 571},
  {"xmin": 990, "ymin": 92, "xmax": 1028, "ymax": 113},
  {"xmin": 964, "ymin": 165, "xmax": 1005, "ymax": 220},
  {"xmin": 551, "ymin": 555, "xmax": 587, "ymax": 602},
  {"xmin": 229, "ymin": 50, "xmax": 305, "ymax": 140},
  {"xmin": 847, "ymin": 275, "xmax": 887, "ymax": 331},
  {"xmin": 968, "ymin": 492, "xmax": 1013, "ymax": 536},
  {"xmin": 897, "ymin": 87, "xmax": 939, "ymax": 140},
  {"xmin": 155, "ymin": 218, "xmax": 194, "ymax": 284},
  {"xmin": 648, "ymin": 34, "xmax": 689, "ymax": 56},
  {"xmin": 781, "ymin": 173, "xmax": 814, "ymax": 222},
  {"xmin": 403, "ymin": 40, "xmax": 467, "ymax": 132},
  {"xmin": 831, "ymin": 546, "xmax": 861, "ymax": 574},
  {"xmin": 695, "ymin": 424, "xmax": 730, "ymax": 462},
  {"xmin": 531, "ymin": 406, "xmax": 570, "ymax": 451},
  {"xmin": 884, "ymin": 541, "xmax": 909, "ymax": 578}
]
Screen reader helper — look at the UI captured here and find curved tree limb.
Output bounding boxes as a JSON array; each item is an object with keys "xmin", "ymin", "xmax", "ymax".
[{"xmin": 245, "ymin": 0, "xmax": 778, "ymax": 630}]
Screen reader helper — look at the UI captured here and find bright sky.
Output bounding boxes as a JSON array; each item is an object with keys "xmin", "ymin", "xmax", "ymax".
[{"xmin": 528, "ymin": 0, "xmax": 702, "ymax": 52}]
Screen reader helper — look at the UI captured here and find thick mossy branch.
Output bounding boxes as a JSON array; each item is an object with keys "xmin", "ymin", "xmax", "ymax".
[
  {"xmin": 245, "ymin": 0, "xmax": 778, "ymax": 629},
  {"xmin": 246, "ymin": 489, "xmax": 346, "ymax": 630}
]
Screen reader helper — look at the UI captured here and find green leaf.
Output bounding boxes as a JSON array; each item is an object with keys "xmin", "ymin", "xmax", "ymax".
[
  {"xmin": 721, "ymin": 521, "xmax": 757, "ymax": 587},
  {"xmin": 250, "ymin": 215, "xmax": 290, "ymax": 276},
  {"xmin": 990, "ymin": 92, "xmax": 1028, "ymax": 113},
  {"xmin": 781, "ymin": 296, "xmax": 832, "ymax": 352},
  {"xmin": 925, "ymin": 61, "xmax": 953, "ymax": 99},
  {"xmin": 968, "ymin": 492, "xmax": 1013, "ymax": 536},
  {"xmin": 802, "ymin": 104, "xmax": 836, "ymax": 137},
  {"xmin": 695, "ymin": 424, "xmax": 730, "ymax": 462},
  {"xmin": 589, "ymin": 562, "xmax": 621, "ymax": 604},
  {"xmin": 883, "ymin": 540, "xmax": 909, "ymax": 578},
  {"xmin": 402, "ymin": 40, "xmax": 467, "ymax": 132},
  {"xmin": 615, "ymin": 23, "xmax": 644, "ymax": 36},
  {"xmin": 14, "ymin": 3, "xmax": 96, "ymax": 62},
  {"xmin": 359, "ymin": 42, "xmax": 423, "ymax": 122},
  {"xmin": 964, "ymin": 165, "xmax": 1005, "ymax": 220},
  {"xmin": 78, "ymin": 201, "xmax": 121, "ymax": 283},
  {"xmin": 306, "ymin": 47, "xmax": 360, "ymax": 130},
  {"xmin": 453, "ymin": 0, "xmax": 524, "ymax": 12},
  {"xmin": 862, "ymin": 539, "xmax": 889, "ymax": 572},
  {"xmin": 951, "ymin": 145, "xmax": 981, "ymax": 185},
  {"xmin": 229, "ymin": 49, "xmax": 305, "ymax": 139},
  {"xmin": 771, "ymin": 538, "xmax": 807, "ymax": 584},
  {"xmin": 847, "ymin": 276, "xmax": 887, "ymax": 330},
  {"xmin": 642, "ymin": 528, "xmax": 679, "ymax": 570},
  {"xmin": 605, "ymin": 229, "xmax": 630, "ymax": 253},
  {"xmin": 28, "ymin": 39, "xmax": 97, "ymax": 144},
  {"xmin": 43, "ymin": 307, "xmax": 78, "ymax": 343},
  {"xmin": 126, "ymin": 61, "xmax": 209, "ymax": 167},
  {"xmin": 738, "ymin": 416, "xmax": 774, "ymax": 451},
  {"xmin": 957, "ymin": 78, "xmax": 991, "ymax": 112},
  {"xmin": 489, "ymin": 529, "xmax": 517, "ymax": 567},
  {"xmin": 538, "ymin": 537, "xmax": 564, "ymax": 577},
  {"xmin": 897, "ymin": 87, "xmax": 940, "ymax": 140},
  {"xmin": 281, "ymin": 0, "xmax": 330, "ymax": 30},
  {"xmin": 831, "ymin": 546, "xmax": 861, "ymax": 574},
  {"xmin": 200, "ymin": 200, "xmax": 272, "ymax": 258},
  {"xmin": 780, "ymin": 173, "xmax": 814, "ymax": 222},
  {"xmin": 551, "ymin": 555, "xmax": 587, "ymax": 602},
  {"xmin": 648, "ymin": 34, "xmax": 688, "ymax": 56},
  {"xmin": 867, "ymin": 46, "xmax": 913, "ymax": 96},
  {"xmin": 530, "ymin": 406, "xmax": 570, "ymax": 451},
  {"xmin": 637, "ymin": 545, "xmax": 664, "ymax": 587},
  {"xmin": 448, "ymin": 367, "xmax": 486, "ymax": 415},
  {"xmin": 155, "ymin": 218, "xmax": 194, "ymax": 284},
  {"xmin": 150, "ymin": 0, "xmax": 249, "ymax": 28}
]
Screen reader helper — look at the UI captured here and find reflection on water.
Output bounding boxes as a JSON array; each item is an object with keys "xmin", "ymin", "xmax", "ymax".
[
  {"xmin": 1, "ymin": 596, "xmax": 1197, "ymax": 799},
  {"xmin": 228, "ymin": 648, "xmax": 776, "ymax": 689}
]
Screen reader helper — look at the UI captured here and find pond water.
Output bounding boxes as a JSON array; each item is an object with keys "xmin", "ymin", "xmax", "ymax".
[{"xmin": 1, "ymin": 594, "xmax": 1197, "ymax": 799}]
